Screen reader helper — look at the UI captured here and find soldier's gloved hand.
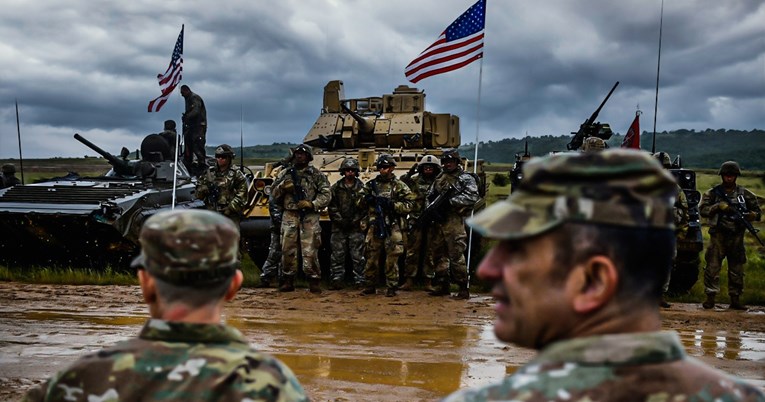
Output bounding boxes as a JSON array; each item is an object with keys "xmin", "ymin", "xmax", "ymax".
[
  {"xmin": 281, "ymin": 180, "xmax": 295, "ymax": 194},
  {"xmin": 296, "ymin": 200, "xmax": 313, "ymax": 210},
  {"xmin": 407, "ymin": 163, "xmax": 418, "ymax": 177},
  {"xmin": 717, "ymin": 201, "xmax": 730, "ymax": 212},
  {"xmin": 745, "ymin": 211, "xmax": 758, "ymax": 221}
]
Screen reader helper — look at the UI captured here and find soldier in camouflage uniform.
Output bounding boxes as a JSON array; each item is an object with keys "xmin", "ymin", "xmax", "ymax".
[
  {"xmin": 258, "ymin": 155, "xmax": 293, "ymax": 288},
  {"xmin": 195, "ymin": 144, "xmax": 249, "ymax": 226},
  {"xmin": 443, "ymin": 150, "xmax": 765, "ymax": 402},
  {"xmin": 328, "ymin": 157, "xmax": 366, "ymax": 289},
  {"xmin": 400, "ymin": 154, "xmax": 441, "ymax": 291},
  {"xmin": 271, "ymin": 144, "xmax": 331, "ymax": 293},
  {"xmin": 700, "ymin": 160, "xmax": 762, "ymax": 310},
  {"xmin": 23, "ymin": 209, "xmax": 308, "ymax": 402},
  {"xmin": 427, "ymin": 149, "xmax": 479, "ymax": 299},
  {"xmin": 358, "ymin": 154, "xmax": 415, "ymax": 297},
  {"xmin": 1, "ymin": 163, "xmax": 21, "ymax": 188}
]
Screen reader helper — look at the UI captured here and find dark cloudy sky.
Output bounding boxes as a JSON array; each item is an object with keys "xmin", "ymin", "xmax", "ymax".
[{"xmin": 1, "ymin": 0, "xmax": 763, "ymax": 158}]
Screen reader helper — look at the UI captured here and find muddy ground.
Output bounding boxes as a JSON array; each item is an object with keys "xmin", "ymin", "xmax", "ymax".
[{"xmin": 1, "ymin": 283, "xmax": 763, "ymax": 401}]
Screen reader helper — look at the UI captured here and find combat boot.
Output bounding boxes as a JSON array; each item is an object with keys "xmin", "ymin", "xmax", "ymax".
[
  {"xmin": 453, "ymin": 283, "xmax": 470, "ymax": 300},
  {"xmin": 385, "ymin": 287, "xmax": 397, "ymax": 297},
  {"xmin": 659, "ymin": 296, "xmax": 671, "ymax": 308},
  {"xmin": 329, "ymin": 279, "xmax": 344, "ymax": 290},
  {"xmin": 429, "ymin": 279, "xmax": 450, "ymax": 296},
  {"xmin": 399, "ymin": 278, "xmax": 414, "ymax": 291},
  {"xmin": 702, "ymin": 293, "xmax": 715, "ymax": 309},
  {"xmin": 308, "ymin": 278, "xmax": 322, "ymax": 294},
  {"xmin": 256, "ymin": 276, "xmax": 272, "ymax": 288},
  {"xmin": 423, "ymin": 278, "xmax": 435, "ymax": 293},
  {"xmin": 279, "ymin": 276, "xmax": 295, "ymax": 292},
  {"xmin": 729, "ymin": 295, "xmax": 747, "ymax": 311}
]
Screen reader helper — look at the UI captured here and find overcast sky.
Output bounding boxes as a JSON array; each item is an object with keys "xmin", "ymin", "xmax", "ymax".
[{"xmin": 1, "ymin": 0, "xmax": 763, "ymax": 158}]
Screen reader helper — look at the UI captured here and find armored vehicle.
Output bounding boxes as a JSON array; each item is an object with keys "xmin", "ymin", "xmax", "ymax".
[
  {"xmin": 240, "ymin": 80, "xmax": 488, "ymax": 269},
  {"xmin": 0, "ymin": 133, "xmax": 204, "ymax": 267}
]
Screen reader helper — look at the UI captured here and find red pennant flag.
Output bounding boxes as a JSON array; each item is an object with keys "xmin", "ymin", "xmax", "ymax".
[{"xmin": 621, "ymin": 114, "xmax": 641, "ymax": 149}]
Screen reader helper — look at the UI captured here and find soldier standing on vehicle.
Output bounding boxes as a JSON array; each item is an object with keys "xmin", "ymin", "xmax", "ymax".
[
  {"xmin": 328, "ymin": 157, "xmax": 366, "ymax": 289},
  {"xmin": 271, "ymin": 144, "xmax": 331, "ymax": 294},
  {"xmin": 195, "ymin": 144, "xmax": 249, "ymax": 227},
  {"xmin": 443, "ymin": 150, "xmax": 765, "ymax": 402},
  {"xmin": 699, "ymin": 160, "xmax": 762, "ymax": 310},
  {"xmin": 654, "ymin": 152, "xmax": 690, "ymax": 308},
  {"xmin": 22, "ymin": 209, "xmax": 308, "ymax": 402},
  {"xmin": 358, "ymin": 154, "xmax": 415, "ymax": 297},
  {"xmin": 1, "ymin": 164, "xmax": 21, "ymax": 188},
  {"xmin": 180, "ymin": 84, "xmax": 207, "ymax": 173},
  {"xmin": 400, "ymin": 155, "xmax": 441, "ymax": 291},
  {"xmin": 427, "ymin": 149, "xmax": 479, "ymax": 300}
]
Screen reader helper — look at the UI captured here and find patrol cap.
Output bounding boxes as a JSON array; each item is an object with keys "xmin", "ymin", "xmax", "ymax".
[
  {"xmin": 467, "ymin": 149, "xmax": 677, "ymax": 240},
  {"xmin": 131, "ymin": 209, "xmax": 240, "ymax": 286}
]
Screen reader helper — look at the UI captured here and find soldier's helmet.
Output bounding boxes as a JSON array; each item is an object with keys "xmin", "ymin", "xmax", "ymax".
[
  {"xmin": 1, "ymin": 164, "xmax": 15, "ymax": 174},
  {"xmin": 375, "ymin": 154, "xmax": 397, "ymax": 168},
  {"xmin": 718, "ymin": 161, "xmax": 741, "ymax": 176},
  {"xmin": 293, "ymin": 144, "xmax": 314, "ymax": 161},
  {"xmin": 215, "ymin": 144, "xmax": 235, "ymax": 158},
  {"xmin": 653, "ymin": 152, "xmax": 672, "ymax": 169},
  {"xmin": 163, "ymin": 120, "xmax": 176, "ymax": 131},
  {"xmin": 418, "ymin": 154, "xmax": 442, "ymax": 173},
  {"xmin": 440, "ymin": 149, "xmax": 461, "ymax": 162},
  {"xmin": 340, "ymin": 158, "xmax": 360, "ymax": 172},
  {"xmin": 131, "ymin": 209, "xmax": 240, "ymax": 287},
  {"xmin": 582, "ymin": 137, "xmax": 607, "ymax": 152}
]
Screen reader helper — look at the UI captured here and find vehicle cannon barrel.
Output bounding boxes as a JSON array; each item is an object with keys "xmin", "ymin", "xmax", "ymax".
[
  {"xmin": 74, "ymin": 133, "xmax": 134, "ymax": 176},
  {"xmin": 341, "ymin": 103, "xmax": 375, "ymax": 135},
  {"xmin": 567, "ymin": 81, "xmax": 619, "ymax": 151}
]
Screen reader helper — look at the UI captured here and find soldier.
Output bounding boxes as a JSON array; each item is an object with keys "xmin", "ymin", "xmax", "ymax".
[
  {"xmin": 1, "ymin": 164, "xmax": 21, "ymax": 188},
  {"xmin": 180, "ymin": 84, "xmax": 207, "ymax": 172},
  {"xmin": 653, "ymin": 152, "xmax": 690, "ymax": 308},
  {"xmin": 358, "ymin": 154, "xmax": 415, "ymax": 297},
  {"xmin": 195, "ymin": 144, "xmax": 249, "ymax": 227},
  {"xmin": 22, "ymin": 209, "xmax": 308, "ymax": 402},
  {"xmin": 400, "ymin": 154, "xmax": 441, "ymax": 291},
  {"xmin": 327, "ymin": 157, "xmax": 366, "ymax": 289},
  {"xmin": 271, "ymin": 144, "xmax": 331, "ymax": 293},
  {"xmin": 158, "ymin": 119, "xmax": 179, "ymax": 161},
  {"xmin": 699, "ymin": 160, "xmax": 762, "ymax": 310},
  {"xmin": 427, "ymin": 149, "xmax": 479, "ymax": 299},
  {"xmin": 258, "ymin": 152, "xmax": 294, "ymax": 288},
  {"xmin": 443, "ymin": 150, "xmax": 765, "ymax": 402}
]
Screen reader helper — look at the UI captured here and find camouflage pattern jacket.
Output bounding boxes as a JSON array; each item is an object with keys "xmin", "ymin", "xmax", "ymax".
[
  {"xmin": 358, "ymin": 175, "xmax": 415, "ymax": 229},
  {"xmin": 196, "ymin": 166, "xmax": 249, "ymax": 219},
  {"xmin": 700, "ymin": 184, "xmax": 761, "ymax": 235},
  {"xmin": 442, "ymin": 331, "xmax": 765, "ymax": 402},
  {"xmin": 674, "ymin": 183, "xmax": 690, "ymax": 235},
  {"xmin": 401, "ymin": 173, "xmax": 437, "ymax": 221},
  {"xmin": 430, "ymin": 168, "xmax": 479, "ymax": 217},
  {"xmin": 271, "ymin": 165, "xmax": 331, "ymax": 213},
  {"xmin": 23, "ymin": 319, "xmax": 309, "ymax": 402},
  {"xmin": 328, "ymin": 177, "xmax": 365, "ymax": 231}
]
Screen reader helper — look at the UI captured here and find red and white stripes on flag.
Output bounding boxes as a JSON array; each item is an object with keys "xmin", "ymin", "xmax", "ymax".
[
  {"xmin": 405, "ymin": 0, "xmax": 486, "ymax": 84},
  {"xmin": 148, "ymin": 25, "xmax": 184, "ymax": 113}
]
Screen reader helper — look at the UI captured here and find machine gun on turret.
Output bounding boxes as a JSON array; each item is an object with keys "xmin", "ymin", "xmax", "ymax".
[
  {"xmin": 74, "ymin": 133, "xmax": 137, "ymax": 177},
  {"xmin": 567, "ymin": 81, "xmax": 619, "ymax": 151}
]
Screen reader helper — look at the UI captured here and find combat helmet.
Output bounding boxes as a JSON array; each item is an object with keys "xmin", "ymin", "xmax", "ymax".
[
  {"xmin": 1, "ymin": 164, "xmax": 15, "ymax": 174},
  {"xmin": 375, "ymin": 154, "xmax": 397, "ymax": 168},
  {"xmin": 418, "ymin": 154, "xmax": 442, "ymax": 173},
  {"xmin": 653, "ymin": 152, "xmax": 672, "ymax": 169},
  {"xmin": 340, "ymin": 157, "xmax": 360, "ymax": 172},
  {"xmin": 215, "ymin": 144, "xmax": 235, "ymax": 158},
  {"xmin": 293, "ymin": 144, "xmax": 314, "ymax": 161},
  {"xmin": 440, "ymin": 149, "xmax": 461, "ymax": 162},
  {"xmin": 718, "ymin": 161, "xmax": 741, "ymax": 176}
]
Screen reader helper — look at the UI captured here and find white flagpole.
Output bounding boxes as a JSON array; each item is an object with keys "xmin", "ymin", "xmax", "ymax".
[{"xmin": 465, "ymin": 55, "xmax": 484, "ymax": 286}]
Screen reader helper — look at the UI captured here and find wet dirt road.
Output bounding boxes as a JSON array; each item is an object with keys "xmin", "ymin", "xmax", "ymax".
[{"xmin": 1, "ymin": 283, "xmax": 764, "ymax": 401}]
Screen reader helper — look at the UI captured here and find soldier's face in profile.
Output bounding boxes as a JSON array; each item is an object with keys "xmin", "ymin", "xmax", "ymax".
[{"xmin": 477, "ymin": 233, "xmax": 575, "ymax": 349}]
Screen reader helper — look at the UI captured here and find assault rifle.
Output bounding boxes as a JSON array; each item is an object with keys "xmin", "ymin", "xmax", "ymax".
[
  {"xmin": 415, "ymin": 183, "xmax": 455, "ymax": 228},
  {"xmin": 369, "ymin": 180, "xmax": 391, "ymax": 239},
  {"xmin": 713, "ymin": 186, "xmax": 765, "ymax": 247},
  {"xmin": 206, "ymin": 183, "xmax": 221, "ymax": 207},
  {"xmin": 289, "ymin": 167, "xmax": 308, "ymax": 221}
]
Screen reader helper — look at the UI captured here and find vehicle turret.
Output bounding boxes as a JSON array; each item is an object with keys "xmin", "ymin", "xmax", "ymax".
[
  {"xmin": 567, "ymin": 81, "xmax": 619, "ymax": 151},
  {"xmin": 74, "ymin": 133, "xmax": 137, "ymax": 177}
]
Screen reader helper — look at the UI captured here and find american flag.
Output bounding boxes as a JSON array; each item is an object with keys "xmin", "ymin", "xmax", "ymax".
[
  {"xmin": 148, "ymin": 25, "xmax": 184, "ymax": 113},
  {"xmin": 405, "ymin": 0, "xmax": 486, "ymax": 84}
]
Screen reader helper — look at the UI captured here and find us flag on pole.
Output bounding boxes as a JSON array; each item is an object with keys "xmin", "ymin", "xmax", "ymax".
[
  {"xmin": 405, "ymin": 0, "xmax": 486, "ymax": 84},
  {"xmin": 148, "ymin": 25, "xmax": 184, "ymax": 112}
]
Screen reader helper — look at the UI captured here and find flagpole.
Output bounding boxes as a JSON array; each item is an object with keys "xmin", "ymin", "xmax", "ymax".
[
  {"xmin": 465, "ymin": 56, "xmax": 484, "ymax": 285},
  {"xmin": 651, "ymin": 0, "xmax": 664, "ymax": 154},
  {"xmin": 15, "ymin": 99, "xmax": 24, "ymax": 185}
]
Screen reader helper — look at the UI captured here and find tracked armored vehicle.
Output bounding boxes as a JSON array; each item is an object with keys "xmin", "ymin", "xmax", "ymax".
[
  {"xmin": 0, "ymin": 133, "xmax": 204, "ymax": 267},
  {"xmin": 241, "ymin": 80, "xmax": 488, "ymax": 268}
]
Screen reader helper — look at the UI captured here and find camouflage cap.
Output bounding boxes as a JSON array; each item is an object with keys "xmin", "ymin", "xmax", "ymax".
[
  {"xmin": 718, "ymin": 160, "xmax": 740, "ymax": 176},
  {"xmin": 467, "ymin": 149, "xmax": 678, "ymax": 240},
  {"xmin": 131, "ymin": 209, "xmax": 240, "ymax": 286}
]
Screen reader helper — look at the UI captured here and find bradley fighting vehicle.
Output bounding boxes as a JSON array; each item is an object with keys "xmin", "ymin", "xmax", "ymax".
[
  {"xmin": 240, "ymin": 80, "xmax": 488, "ymax": 268},
  {"xmin": 0, "ymin": 133, "xmax": 204, "ymax": 267}
]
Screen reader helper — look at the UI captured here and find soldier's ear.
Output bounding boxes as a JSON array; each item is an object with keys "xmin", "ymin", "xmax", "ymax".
[
  {"xmin": 567, "ymin": 255, "xmax": 618, "ymax": 313},
  {"xmin": 137, "ymin": 269, "xmax": 157, "ymax": 304},
  {"xmin": 225, "ymin": 270, "xmax": 244, "ymax": 301}
]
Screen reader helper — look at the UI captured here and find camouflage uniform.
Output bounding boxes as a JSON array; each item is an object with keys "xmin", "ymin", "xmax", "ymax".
[
  {"xmin": 700, "ymin": 161, "xmax": 761, "ymax": 308},
  {"xmin": 443, "ymin": 332, "xmax": 765, "ymax": 402},
  {"xmin": 428, "ymin": 150, "xmax": 479, "ymax": 298},
  {"xmin": 23, "ymin": 209, "xmax": 309, "ymax": 402},
  {"xmin": 358, "ymin": 155, "xmax": 415, "ymax": 295},
  {"xmin": 271, "ymin": 144, "xmax": 331, "ymax": 289},
  {"xmin": 653, "ymin": 153, "xmax": 690, "ymax": 297},
  {"xmin": 1, "ymin": 164, "xmax": 20, "ymax": 188},
  {"xmin": 447, "ymin": 150, "xmax": 765, "ymax": 402},
  {"xmin": 400, "ymin": 155, "xmax": 441, "ymax": 288},
  {"xmin": 259, "ymin": 197, "xmax": 284, "ymax": 286},
  {"xmin": 180, "ymin": 85, "xmax": 207, "ymax": 170},
  {"xmin": 195, "ymin": 145, "xmax": 249, "ymax": 226},
  {"xmin": 328, "ymin": 158, "xmax": 366, "ymax": 287}
]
